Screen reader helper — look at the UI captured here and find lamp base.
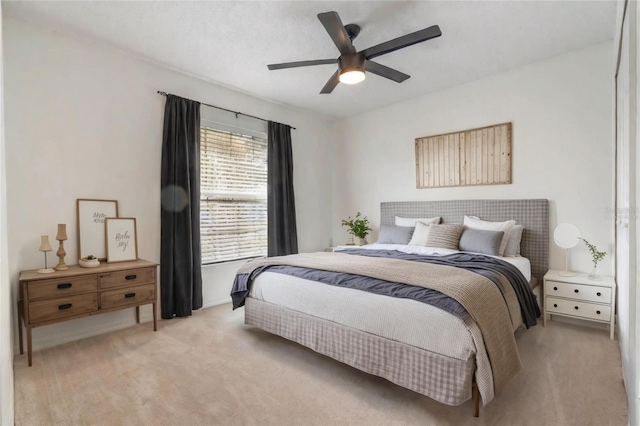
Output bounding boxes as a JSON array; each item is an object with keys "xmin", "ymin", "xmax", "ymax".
[
  {"xmin": 558, "ymin": 270, "xmax": 577, "ymax": 277},
  {"xmin": 37, "ymin": 268, "xmax": 55, "ymax": 274}
]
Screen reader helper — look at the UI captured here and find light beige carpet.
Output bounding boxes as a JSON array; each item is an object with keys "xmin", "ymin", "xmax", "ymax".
[{"xmin": 14, "ymin": 303, "xmax": 628, "ymax": 426}]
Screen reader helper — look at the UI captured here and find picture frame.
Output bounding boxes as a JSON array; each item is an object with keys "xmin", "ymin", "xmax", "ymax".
[
  {"xmin": 77, "ymin": 199, "xmax": 119, "ymax": 260},
  {"xmin": 105, "ymin": 218, "xmax": 138, "ymax": 263}
]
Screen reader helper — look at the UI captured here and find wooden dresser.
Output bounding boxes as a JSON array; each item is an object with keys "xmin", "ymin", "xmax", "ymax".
[{"xmin": 17, "ymin": 259, "xmax": 158, "ymax": 366}]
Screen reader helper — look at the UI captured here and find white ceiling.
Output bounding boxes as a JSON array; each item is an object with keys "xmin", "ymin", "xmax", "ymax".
[{"xmin": 3, "ymin": 1, "xmax": 616, "ymax": 118}]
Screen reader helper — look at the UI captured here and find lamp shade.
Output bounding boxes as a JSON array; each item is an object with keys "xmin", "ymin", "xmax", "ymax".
[
  {"xmin": 39, "ymin": 235, "xmax": 52, "ymax": 252},
  {"xmin": 554, "ymin": 223, "xmax": 580, "ymax": 249},
  {"xmin": 56, "ymin": 224, "xmax": 67, "ymax": 241}
]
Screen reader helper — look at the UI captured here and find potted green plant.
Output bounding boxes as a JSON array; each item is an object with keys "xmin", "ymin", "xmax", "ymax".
[
  {"xmin": 579, "ymin": 237, "xmax": 607, "ymax": 280},
  {"xmin": 341, "ymin": 212, "xmax": 372, "ymax": 246}
]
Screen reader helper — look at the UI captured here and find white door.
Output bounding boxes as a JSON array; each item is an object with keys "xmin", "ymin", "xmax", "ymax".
[{"xmin": 615, "ymin": 0, "xmax": 638, "ymax": 421}]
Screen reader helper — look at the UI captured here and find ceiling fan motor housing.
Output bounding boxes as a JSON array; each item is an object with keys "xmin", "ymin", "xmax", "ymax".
[{"xmin": 338, "ymin": 52, "xmax": 365, "ymax": 74}]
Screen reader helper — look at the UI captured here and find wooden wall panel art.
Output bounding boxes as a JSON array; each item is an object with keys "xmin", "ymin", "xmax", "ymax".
[{"xmin": 415, "ymin": 122, "xmax": 512, "ymax": 188}]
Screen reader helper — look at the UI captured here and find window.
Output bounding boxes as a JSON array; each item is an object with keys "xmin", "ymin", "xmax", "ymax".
[{"xmin": 200, "ymin": 126, "xmax": 267, "ymax": 264}]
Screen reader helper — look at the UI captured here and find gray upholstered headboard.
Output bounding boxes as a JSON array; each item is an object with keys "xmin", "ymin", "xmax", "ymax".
[{"xmin": 380, "ymin": 199, "xmax": 549, "ymax": 284}]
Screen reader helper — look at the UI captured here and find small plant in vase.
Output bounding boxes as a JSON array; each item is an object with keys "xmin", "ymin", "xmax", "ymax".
[
  {"xmin": 579, "ymin": 237, "xmax": 606, "ymax": 280},
  {"xmin": 341, "ymin": 212, "xmax": 372, "ymax": 246}
]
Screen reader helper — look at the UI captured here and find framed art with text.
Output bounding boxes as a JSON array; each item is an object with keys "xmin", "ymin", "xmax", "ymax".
[
  {"xmin": 77, "ymin": 199, "xmax": 119, "ymax": 260},
  {"xmin": 105, "ymin": 217, "xmax": 138, "ymax": 263}
]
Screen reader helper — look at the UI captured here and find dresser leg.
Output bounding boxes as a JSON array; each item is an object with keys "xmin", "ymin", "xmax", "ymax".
[
  {"xmin": 611, "ymin": 323, "xmax": 615, "ymax": 340},
  {"xmin": 152, "ymin": 302, "xmax": 157, "ymax": 331},
  {"xmin": 26, "ymin": 327, "xmax": 32, "ymax": 367},
  {"xmin": 17, "ymin": 300, "xmax": 23, "ymax": 355},
  {"xmin": 136, "ymin": 306, "xmax": 140, "ymax": 324}
]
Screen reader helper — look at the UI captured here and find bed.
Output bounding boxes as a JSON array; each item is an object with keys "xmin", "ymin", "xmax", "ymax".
[{"xmin": 232, "ymin": 199, "xmax": 549, "ymax": 416}]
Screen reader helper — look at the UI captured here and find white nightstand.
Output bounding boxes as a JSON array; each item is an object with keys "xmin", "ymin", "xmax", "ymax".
[{"xmin": 543, "ymin": 270, "xmax": 616, "ymax": 339}]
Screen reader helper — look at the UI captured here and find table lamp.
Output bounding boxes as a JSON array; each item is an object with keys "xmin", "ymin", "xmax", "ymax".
[
  {"xmin": 54, "ymin": 224, "xmax": 69, "ymax": 271},
  {"xmin": 37, "ymin": 235, "xmax": 55, "ymax": 274},
  {"xmin": 554, "ymin": 223, "xmax": 580, "ymax": 277}
]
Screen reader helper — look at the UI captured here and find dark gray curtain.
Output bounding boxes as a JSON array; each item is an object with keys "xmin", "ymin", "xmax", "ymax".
[
  {"xmin": 267, "ymin": 121, "xmax": 298, "ymax": 256},
  {"xmin": 160, "ymin": 95, "xmax": 203, "ymax": 318}
]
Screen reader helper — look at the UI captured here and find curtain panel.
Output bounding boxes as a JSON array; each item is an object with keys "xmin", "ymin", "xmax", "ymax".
[
  {"xmin": 160, "ymin": 94, "xmax": 203, "ymax": 318},
  {"xmin": 267, "ymin": 121, "xmax": 298, "ymax": 256}
]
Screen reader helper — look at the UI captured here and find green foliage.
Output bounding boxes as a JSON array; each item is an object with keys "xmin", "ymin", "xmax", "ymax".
[
  {"xmin": 579, "ymin": 237, "xmax": 607, "ymax": 267},
  {"xmin": 341, "ymin": 212, "xmax": 372, "ymax": 238}
]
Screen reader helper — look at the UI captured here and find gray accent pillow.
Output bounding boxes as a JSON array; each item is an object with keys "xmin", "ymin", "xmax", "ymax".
[
  {"xmin": 459, "ymin": 228, "xmax": 505, "ymax": 256},
  {"xmin": 425, "ymin": 224, "xmax": 465, "ymax": 250},
  {"xmin": 377, "ymin": 225, "xmax": 415, "ymax": 245},
  {"xmin": 504, "ymin": 225, "xmax": 524, "ymax": 257}
]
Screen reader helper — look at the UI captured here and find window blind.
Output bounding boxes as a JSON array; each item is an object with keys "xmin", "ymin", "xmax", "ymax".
[{"xmin": 200, "ymin": 127, "xmax": 267, "ymax": 264}]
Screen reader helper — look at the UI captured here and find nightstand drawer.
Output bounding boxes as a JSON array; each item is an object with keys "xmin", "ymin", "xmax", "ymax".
[
  {"xmin": 26, "ymin": 275, "xmax": 98, "ymax": 301},
  {"xmin": 101, "ymin": 284, "xmax": 156, "ymax": 310},
  {"xmin": 100, "ymin": 267, "xmax": 155, "ymax": 290},
  {"xmin": 28, "ymin": 294, "xmax": 98, "ymax": 323},
  {"xmin": 546, "ymin": 297, "xmax": 611, "ymax": 322},
  {"xmin": 545, "ymin": 281, "xmax": 611, "ymax": 303}
]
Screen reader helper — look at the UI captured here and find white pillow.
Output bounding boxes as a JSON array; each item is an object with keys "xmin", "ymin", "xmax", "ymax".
[
  {"xmin": 395, "ymin": 216, "xmax": 440, "ymax": 227},
  {"xmin": 463, "ymin": 215, "xmax": 515, "ymax": 256},
  {"xmin": 408, "ymin": 222, "xmax": 431, "ymax": 246}
]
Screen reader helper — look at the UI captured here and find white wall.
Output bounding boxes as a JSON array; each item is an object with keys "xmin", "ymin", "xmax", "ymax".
[
  {"xmin": 0, "ymin": 4, "xmax": 14, "ymax": 425},
  {"xmin": 332, "ymin": 42, "xmax": 614, "ymax": 276},
  {"xmin": 3, "ymin": 17, "xmax": 337, "ymax": 351}
]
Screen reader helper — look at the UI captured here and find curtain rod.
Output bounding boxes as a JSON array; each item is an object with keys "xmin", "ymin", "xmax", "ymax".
[{"xmin": 157, "ymin": 91, "xmax": 296, "ymax": 130}]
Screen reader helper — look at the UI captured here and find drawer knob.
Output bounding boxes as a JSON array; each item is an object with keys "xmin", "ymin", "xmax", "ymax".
[
  {"xmin": 597, "ymin": 310, "xmax": 601, "ymax": 315},
  {"xmin": 58, "ymin": 303, "xmax": 72, "ymax": 310},
  {"xmin": 574, "ymin": 306, "xmax": 579, "ymax": 310},
  {"xmin": 553, "ymin": 304, "xmax": 558, "ymax": 308},
  {"xmin": 574, "ymin": 289, "xmax": 579, "ymax": 293},
  {"xmin": 125, "ymin": 275, "xmax": 137, "ymax": 280},
  {"xmin": 125, "ymin": 293, "xmax": 136, "ymax": 298},
  {"xmin": 597, "ymin": 292, "xmax": 602, "ymax": 296},
  {"xmin": 57, "ymin": 283, "xmax": 72, "ymax": 289},
  {"xmin": 553, "ymin": 287, "xmax": 558, "ymax": 291}
]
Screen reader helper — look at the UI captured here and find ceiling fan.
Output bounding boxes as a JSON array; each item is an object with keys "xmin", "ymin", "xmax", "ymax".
[{"xmin": 267, "ymin": 11, "xmax": 442, "ymax": 94}]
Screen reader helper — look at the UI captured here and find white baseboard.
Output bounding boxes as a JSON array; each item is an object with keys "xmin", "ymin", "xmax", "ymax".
[
  {"xmin": 16, "ymin": 297, "xmax": 232, "ymax": 355},
  {"xmin": 28, "ymin": 314, "xmax": 153, "ymax": 352},
  {"xmin": 202, "ymin": 297, "xmax": 232, "ymax": 309},
  {"xmin": 544, "ymin": 313, "xmax": 611, "ymax": 332}
]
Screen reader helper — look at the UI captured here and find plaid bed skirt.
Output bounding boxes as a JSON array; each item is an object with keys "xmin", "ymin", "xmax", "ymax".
[{"xmin": 245, "ymin": 297, "xmax": 476, "ymax": 406}]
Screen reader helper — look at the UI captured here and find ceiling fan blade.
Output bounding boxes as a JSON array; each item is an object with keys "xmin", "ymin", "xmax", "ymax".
[
  {"xmin": 365, "ymin": 60, "xmax": 410, "ymax": 83},
  {"xmin": 267, "ymin": 59, "xmax": 337, "ymax": 70},
  {"xmin": 317, "ymin": 11, "xmax": 356, "ymax": 54},
  {"xmin": 320, "ymin": 70, "xmax": 340, "ymax": 94},
  {"xmin": 362, "ymin": 25, "xmax": 442, "ymax": 60}
]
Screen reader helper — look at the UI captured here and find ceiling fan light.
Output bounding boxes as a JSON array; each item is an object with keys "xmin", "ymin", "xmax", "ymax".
[{"xmin": 339, "ymin": 68, "xmax": 366, "ymax": 85}]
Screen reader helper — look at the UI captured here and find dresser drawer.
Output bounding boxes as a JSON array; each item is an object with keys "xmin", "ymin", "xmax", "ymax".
[
  {"xmin": 101, "ymin": 284, "xmax": 156, "ymax": 310},
  {"xmin": 28, "ymin": 294, "xmax": 98, "ymax": 323},
  {"xmin": 26, "ymin": 275, "xmax": 98, "ymax": 301},
  {"xmin": 545, "ymin": 280, "xmax": 611, "ymax": 304},
  {"xmin": 100, "ymin": 267, "xmax": 155, "ymax": 290},
  {"xmin": 546, "ymin": 296, "xmax": 611, "ymax": 322}
]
